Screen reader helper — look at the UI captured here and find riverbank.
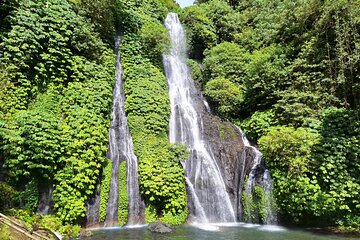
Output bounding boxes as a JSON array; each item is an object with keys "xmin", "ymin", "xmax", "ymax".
[{"xmin": 305, "ymin": 227, "xmax": 360, "ymax": 239}]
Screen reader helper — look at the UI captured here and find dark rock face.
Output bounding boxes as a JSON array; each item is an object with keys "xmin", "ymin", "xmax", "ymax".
[
  {"xmin": 85, "ymin": 183, "xmax": 101, "ymax": 228},
  {"xmin": 148, "ymin": 222, "xmax": 175, "ymax": 233},
  {"xmin": 201, "ymin": 112, "xmax": 257, "ymax": 221}
]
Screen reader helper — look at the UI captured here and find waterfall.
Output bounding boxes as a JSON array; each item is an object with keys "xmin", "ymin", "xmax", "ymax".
[
  {"xmin": 241, "ymin": 130, "xmax": 277, "ymax": 224},
  {"xmin": 163, "ymin": 13, "xmax": 277, "ymax": 224},
  {"xmin": 104, "ymin": 31, "xmax": 144, "ymax": 226},
  {"xmin": 163, "ymin": 13, "xmax": 236, "ymax": 223}
]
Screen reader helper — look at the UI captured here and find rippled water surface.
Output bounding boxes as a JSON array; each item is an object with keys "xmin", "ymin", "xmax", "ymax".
[{"xmin": 83, "ymin": 223, "xmax": 358, "ymax": 240}]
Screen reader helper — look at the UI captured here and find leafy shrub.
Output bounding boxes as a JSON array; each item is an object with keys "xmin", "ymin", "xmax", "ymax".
[
  {"xmin": 0, "ymin": 224, "xmax": 14, "ymax": 240},
  {"xmin": 59, "ymin": 224, "xmax": 81, "ymax": 239},
  {"xmin": 240, "ymin": 109, "xmax": 277, "ymax": 142},
  {"xmin": 0, "ymin": 182, "xmax": 17, "ymax": 210},
  {"xmin": 99, "ymin": 159, "xmax": 112, "ymax": 223},
  {"xmin": 204, "ymin": 77, "xmax": 243, "ymax": 116},
  {"xmin": 39, "ymin": 215, "xmax": 62, "ymax": 232}
]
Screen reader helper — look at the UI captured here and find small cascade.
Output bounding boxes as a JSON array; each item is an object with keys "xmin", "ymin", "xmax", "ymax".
[
  {"xmin": 241, "ymin": 130, "xmax": 277, "ymax": 224},
  {"xmin": 104, "ymin": 31, "xmax": 144, "ymax": 226},
  {"xmin": 164, "ymin": 13, "xmax": 236, "ymax": 223},
  {"xmin": 262, "ymin": 170, "xmax": 277, "ymax": 224},
  {"xmin": 36, "ymin": 185, "xmax": 53, "ymax": 216}
]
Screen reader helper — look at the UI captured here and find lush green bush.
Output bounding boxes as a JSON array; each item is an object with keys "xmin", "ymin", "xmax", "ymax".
[
  {"xmin": 313, "ymin": 108, "xmax": 360, "ymax": 228},
  {"xmin": 182, "ymin": 0, "xmax": 360, "ymax": 229},
  {"xmin": 0, "ymin": 182, "xmax": 17, "ymax": 211},
  {"xmin": 0, "ymin": 0, "xmax": 114, "ymax": 224},
  {"xmin": 179, "ymin": 5, "xmax": 217, "ymax": 59},
  {"xmin": 39, "ymin": 215, "xmax": 62, "ymax": 232},
  {"xmin": 19, "ymin": 181, "xmax": 39, "ymax": 212},
  {"xmin": 239, "ymin": 109, "xmax": 277, "ymax": 142},
  {"xmin": 140, "ymin": 20, "xmax": 170, "ymax": 66},
  {"xmin": 99, "ymin": 159, "xmax": 112, "ymax": 223},
  {"xmin": 203, "ymin": 42, "xmax": 247, "ymax": 84},
  {"xmin": 204, "ymin": 77, "xmax": 243, "ymax": 116},
  {"xmin": 120, "ymin": 13, "xmax": 188, "ymax": 222},
  {"xmin": 259, "ymin": 127, "xmax": 324, "ymax": 222}
]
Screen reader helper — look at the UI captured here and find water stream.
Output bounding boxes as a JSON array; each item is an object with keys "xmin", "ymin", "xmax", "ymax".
[
  {"xmin": 241, "ymin": 129, "xmax": 277, "ymax": 224},
  {"xmin": 104, "ymin": 32, "xmax": 144, "ymax": 226}
]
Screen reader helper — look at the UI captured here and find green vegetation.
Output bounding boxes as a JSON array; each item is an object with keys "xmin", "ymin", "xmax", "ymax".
[
  {"xmin": 0, "ymin": 224, "xmax": 13, "ymax": 240},
  {"xmin": 0, "ymin": 0, "xmax": 156, "ymax": 226},
  {"xmin": 1, "ymin": 0, "xmax": 358, "ymax": 232},
  {"xmin": 4, "ymin": 209, "xmax": 81, "ymax": 239},
  {"xmin": 99, "ymin": 159, "xmax": 112, "ymax": 223},
  {"xmin": 242, "ymin": 181, "xmax": 270, "ymax": 224},
  {"xmin": 0, "ymin": 0, "xmax": 114, "ymax": 225},
  {"xmin": 118, "ymin": 0, "xmax": 187, "ymax": 223},
  {"xmin": 1, "ymin": 0, "xmax": 186, "ymax": 227},
  {"xmin": 182, "ymin": 0, "xmax": 360, "ymax": 230}
]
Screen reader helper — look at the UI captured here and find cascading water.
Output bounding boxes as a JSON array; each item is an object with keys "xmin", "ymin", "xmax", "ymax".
[
  {"xmin": 104, "ymin": 31, "xmax": 144, "ymax": 226},
  {"xmin": 241, "ymin": 130, "xmax": 277, "ymax": 224},
  {"xmin": 163, "ymin": 13, "xmax": 236, "ymax": 223},
  {"xmin": 163, "ymin": 13, "xmax": 277, "ymax": 225}
]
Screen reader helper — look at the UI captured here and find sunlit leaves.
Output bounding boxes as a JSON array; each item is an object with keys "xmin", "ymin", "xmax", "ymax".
[{"xmin": 204, "ymin": 77, "xmax": 243, "ymax": 116}]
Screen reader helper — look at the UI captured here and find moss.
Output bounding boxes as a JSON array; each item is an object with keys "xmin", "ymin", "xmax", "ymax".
[
  {"xmin": 254, "ymin": 186, "xmax": 266, "ymax": 223},
  {"xmin": 99, "ymin": 159, "xmax": 112, "ymax": 222},
  {"xmin": 218, "ymin": 124, "xmax": 225, "ymax": 140},
  {"xmin": 118, "ymin": 161, "xmax": 128, "ymax": 225},
  {"xmin": 227, "ymin": 125, "xmax": 238, "ymax": 141}
]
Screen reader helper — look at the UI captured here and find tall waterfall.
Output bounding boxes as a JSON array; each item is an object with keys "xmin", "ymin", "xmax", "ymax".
[
  {"xmin": 163, "ymin": 13, "xmax": 277, "ymax": 224},
  {"xmin": 163, "ymin": 13, "xmax": 236, "ymax": 223},
  {"xmin": 105, "ymin": 32, "xmax": 144, "ymax": 226}
]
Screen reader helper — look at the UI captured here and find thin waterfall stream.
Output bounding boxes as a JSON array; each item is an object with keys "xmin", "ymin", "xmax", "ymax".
[
  {"xmin": 240, "ymin": 129, "xmax": 277, "ymax": 224},
  {"xmin": 105, "ymin": 32, "xmax": 144, "ymax": 226}
]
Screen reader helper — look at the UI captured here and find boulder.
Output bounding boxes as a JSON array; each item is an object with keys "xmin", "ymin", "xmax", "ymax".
[{"xmin": 148, "ymin": 222, "xmax": 175, "ymax": 234}]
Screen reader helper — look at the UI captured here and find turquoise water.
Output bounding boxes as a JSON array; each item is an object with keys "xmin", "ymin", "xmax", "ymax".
[{"xmin": 83, "ymin": 223, "xmax": 358, "ymax": 240}]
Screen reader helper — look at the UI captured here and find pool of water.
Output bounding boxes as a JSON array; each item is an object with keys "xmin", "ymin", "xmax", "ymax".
[{"xmin": 82, "ymin": 223, "xmax": 358, "ymax": 240}]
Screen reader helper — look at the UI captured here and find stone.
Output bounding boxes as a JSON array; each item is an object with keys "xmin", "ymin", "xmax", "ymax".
[{"xmin": 147, "ymin": 222, "xmax": 175, "ymax": 234}]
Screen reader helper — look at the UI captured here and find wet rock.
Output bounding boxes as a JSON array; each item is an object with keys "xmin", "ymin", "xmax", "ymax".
[{"xmin": 148, "ymin": 222, "xmax": 175, "ymax": 234}]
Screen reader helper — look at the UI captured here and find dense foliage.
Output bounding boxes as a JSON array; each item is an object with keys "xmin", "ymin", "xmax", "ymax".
[
  {"xmin": 1, "ymin": 0, "xmax": 187, "ymax": 227},
  {"xmin": 117, "ymin": 0, "xmax": 188, "ymax": 223},
  {"xmin": 0, "ymin": 0, "xmax": 114, "ymax": 224},
  {"xmin": 1, "ymin": 0, "xmax": 359, "ymax": 232},
  {"xmin": 181, "ymin": 0, "xmax": 360, "ymax": 230}
]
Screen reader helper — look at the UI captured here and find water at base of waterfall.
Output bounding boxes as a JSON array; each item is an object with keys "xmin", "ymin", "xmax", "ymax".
[{"xmin": 83, "ymin": 225, "xmax": 352, "ymax": 240}]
